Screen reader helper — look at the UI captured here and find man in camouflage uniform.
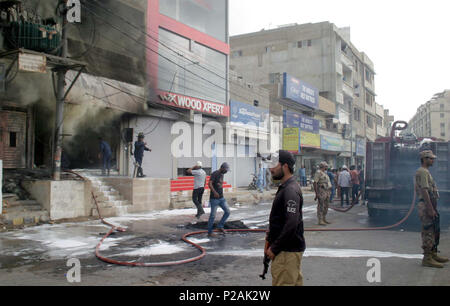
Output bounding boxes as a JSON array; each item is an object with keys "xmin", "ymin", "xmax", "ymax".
[
  {"xmin": 314, "ymin": 161, "xmax": 332, "ymax": 226},
  {"xmin": 415, "ymin": 150, "xmax": 448, "ymax": 268}
]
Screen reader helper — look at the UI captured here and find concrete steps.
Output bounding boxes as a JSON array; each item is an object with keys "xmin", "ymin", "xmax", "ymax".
[
  {"xmin": 1, "ymin": 195, "xmax": 49, "ymax": 228},
  {"xmin": 80, "ymin": 172, "xmax": 131, "ymax": 217}
]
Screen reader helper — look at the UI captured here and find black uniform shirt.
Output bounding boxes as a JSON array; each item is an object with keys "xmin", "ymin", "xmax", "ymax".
[
  {"xmin": 134, "ymin": 141, "xmax": 150, "ymax": 159},
  {"xmin": 267, "ymin": 176, "xmax": 305, "ymax": 255}
]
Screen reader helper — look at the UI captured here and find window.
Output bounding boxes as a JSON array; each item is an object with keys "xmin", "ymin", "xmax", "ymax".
[
  {"xmin": 440, "ymin": 104, "xmax": 445, "ymax": 111},
  {"xmin": 159, "ymin": 0, "xmax": 227, "ymax": 42},
  {"xmin": 231, "ymin": 50, "xmax": 242, "ymax": 58},
  {"xmin": 265, "ymin": 46, "xmax": 271, "ymax": 53},
  {"xmin": 366, "ymin": 114, "xmax": 374, "ymax": 129},
  {"xmin": 376, "ymin": 116, "xmax": 383, "ymax": 127},
  {"xmin": 296, "ymin": 40, "xmax": 312, "ymax": 48},
  {"xmin": 158, "ymin": 28, "xmax": 227, "ymax": 104},
  {"xmin": 365, "ymin": 69, "xmax": 373, "ymax": 84},
  {"xmin": 269, "ymin": 73, "xmax": 281, "ymax": 84},
  {"xmin": 365, "ymin": 92, "xmax": 374, "ymax": 107},
  {"xmin": 354, "ymin": 108, "xmax": 361, "ymax": 122},
  {"xmin": 9, "ymin": 132, "xmax": 17, "ymax": 147},
  {"xmin": 441, "ymin": 113, "xmax": 445, "ymax": 118}
]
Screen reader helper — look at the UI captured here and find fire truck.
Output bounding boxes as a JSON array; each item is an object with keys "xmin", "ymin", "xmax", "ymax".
[{"xmin": 365, "ymin": 121, "xmax": 450, "ymax": 224}]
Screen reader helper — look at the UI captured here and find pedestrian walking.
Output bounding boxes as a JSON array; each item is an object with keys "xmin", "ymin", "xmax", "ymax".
[
  {"xmin": 415, "ymin": 150, "xmax": 448, "ymax": 268},
  {"xmin": 350, "ymin": 165, "xmax": 360, "ymax": 204},
  {"xmin": 257, "ymin": 159, "xmax": 266, "ymax": 193},
  {"xmin": 336, "ymin": 167, "xmax": 342, "ymax": 200},
  {"xmin": 187, "ymin": 161, "xmax": 206, "ymax": 219},
  {"xmin": 98, "ymin": 137, "xmax": 112, "ymax": 176},
  {"xmin": 299, "ymin": 165, "xmax": 307, "ymax": 187},
  {"xmin": 264, "ymin": 150, "xmax": 305, "ymax": 286},
  {"xmin": 327, "ymin": 167, "xmax": 336, "ymax": 203},
  {"xmin": 314, "ymin": 162, "xmax": 332, "ymax": 225},
  {"xmin": 207, "ymin": 162, "xmax": 231, "ymax": 237},
  {"xmin": 133, "ymin": 132, "xmax": 151, "ymax": 178},
  {"xmin": 338, "ymin": 165, "xmax": 351, "ymax": 206}
]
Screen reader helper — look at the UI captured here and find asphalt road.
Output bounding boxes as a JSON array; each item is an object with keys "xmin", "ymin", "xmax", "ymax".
[{"xmin": 0, "ymin": 193, "xmax": 449, "ymax": 286}]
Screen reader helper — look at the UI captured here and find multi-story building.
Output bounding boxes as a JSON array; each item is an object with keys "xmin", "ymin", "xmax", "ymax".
[
  {"xmin": 407, "ymin": 90, "xmax": 450, "ymax": 141},
  {"xmin": 115, "ymin": 0, "xmax": 232, "ymax": 181},
  {"xmin": 230, "ymin": 21, "xmax": 391, "ymax": 172}
]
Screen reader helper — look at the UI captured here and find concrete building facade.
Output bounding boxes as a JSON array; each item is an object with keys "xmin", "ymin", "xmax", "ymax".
[
  {"xmin": 407, "ymin": 90, "xmax": 450, "ymax": 141},
  {"xmin": 230, "ymin": 22, "xmax": 393, "ymax": 172}
]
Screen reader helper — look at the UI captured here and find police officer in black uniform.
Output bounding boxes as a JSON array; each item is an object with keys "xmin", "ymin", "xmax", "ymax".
[{"xmin": 264, "ymin": 150, "xmax": 305, "ymax": 286}]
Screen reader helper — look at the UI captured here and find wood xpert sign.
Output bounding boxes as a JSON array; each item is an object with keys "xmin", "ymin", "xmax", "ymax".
[{"xmin": 157, "ymin": 91, "xmax": 230, "ymax": 117}]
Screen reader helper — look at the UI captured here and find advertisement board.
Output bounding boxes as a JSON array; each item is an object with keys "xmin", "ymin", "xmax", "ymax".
[
  {"xmin": 158, "ymin": 91, "xmax": 230, "ymax": 117},
  {"xmin": 283, "ymin": 128, "xmax": 300, "ymax": 153},
  {"xmin": 301, "ymin": 131, "xmax": 321, "ymax": 149},
  {"xmin": 282, "ymin": 73, "xmax": 319, "ymax": 109},
  {"xmin": 356, "ymin": 137, "xmax": 366, "ymax": 156},
  {"xmin": 283, "ymin": 110, "xmax": 319, "ymax": 133},
  {"xmin": 230, "ymin": 100, "xmax": 269, "ymax": 131},
  {"xmin": 321, "ymin": 135, "xmax": 343, "ymax": 152}
]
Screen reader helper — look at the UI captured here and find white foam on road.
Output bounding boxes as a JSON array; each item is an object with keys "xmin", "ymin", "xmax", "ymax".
[
  {"xmin": 111, "ymin": 241, "xmax": 187, "ymax": 257},
  {"xmin": 0, "ymin": 222, "xmax": 128, "ymax": 259},
  {"xmin": 209, "ymin": 248, "xmax": 422, "ymax": 259}
]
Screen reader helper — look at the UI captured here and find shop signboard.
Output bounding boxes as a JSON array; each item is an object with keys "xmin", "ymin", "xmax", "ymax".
[
  {"xmin": 356, "ymin": 137, "xmax": 366, "ymax": 156},
  {"xmin": 230, "ymin": 100, "xmax": 269, "ymax": 131},
  {"xmin": 158, "ymin": 91, "xmax": 230, "ymax": 117},
  {"xmin": 301, "ymin": 131, "xmax": 320, "ymax": 149},
  {"xmin": 282, "ymin": 73, "xmax": 319, "ymax": 109},
  {"xmin": 283, "ymin": 110, "xmax": 319, "ymax": 133},
  {"xmin": 283, "ymin": 128, "xmax": 300, "ymax": 153},
  {"xmin": 321, "ymin": 135, "xmax": 343, "ymax": 152}
]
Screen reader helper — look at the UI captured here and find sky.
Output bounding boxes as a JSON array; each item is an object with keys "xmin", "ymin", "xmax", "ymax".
[{"xmin": 229, "ymin": 0, "xmax": 450, "ymax": 122}]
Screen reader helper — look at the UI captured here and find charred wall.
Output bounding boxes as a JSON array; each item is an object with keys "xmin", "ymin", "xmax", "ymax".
[{"xmin": 18, "ymin": 0, "xmax": 147, "ymax": 86}]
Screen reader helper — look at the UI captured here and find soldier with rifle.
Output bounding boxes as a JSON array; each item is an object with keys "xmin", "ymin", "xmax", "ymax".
[{"xmin": 415, "ymin": 150, "xmax": 448, "ymax": 268}]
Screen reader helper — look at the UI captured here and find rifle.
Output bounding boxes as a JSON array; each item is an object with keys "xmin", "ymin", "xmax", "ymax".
[
  {"xmin": 429, "ymin": 191, "xmax": 440, "ymax": 250},
  {"xmin": 434, "ymin": 213, "xmax": 441, "ymax": 251},
  {"xmin": 260, "ymin": 240, "xmax": 271, "ymax": 280},
  {"xmin": 259, "ymin": 254, "xmax": 270, "ymax": 280}
]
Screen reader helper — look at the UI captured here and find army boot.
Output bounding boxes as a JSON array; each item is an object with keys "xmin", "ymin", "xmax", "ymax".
[
  {"xmin": 323, "ymin": 217, "xmax": 332, "ymax": 224},
  {"xmin": 318, "ymin": 218, "xmax": 326, "ymax": 226},
  {"xmin": 432, "ymin": 251, "xmax": 449, "ymax": 263},
  {"xmin": 422, "ymin": 253, "xmax": 444, "ymax": 268}
]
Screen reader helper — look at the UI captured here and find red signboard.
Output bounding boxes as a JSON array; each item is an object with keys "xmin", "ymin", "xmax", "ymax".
[{"xmin": 157, "ymin": 91, "xmax": 230, "ymax": 117}]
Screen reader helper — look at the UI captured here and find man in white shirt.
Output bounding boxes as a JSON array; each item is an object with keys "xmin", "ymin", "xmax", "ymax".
[
  {"xmin": 187, "ymin": 161, "xmax": 207, "ymax": 218},
  {"xmin": 338, "ymin": 165, "xmax": 351, "ymax": 207}
]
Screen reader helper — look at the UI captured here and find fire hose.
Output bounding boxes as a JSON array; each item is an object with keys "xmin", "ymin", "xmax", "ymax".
[{"xmin": 65, "ymin": 170, "xmax": 417, "ymax": 267}]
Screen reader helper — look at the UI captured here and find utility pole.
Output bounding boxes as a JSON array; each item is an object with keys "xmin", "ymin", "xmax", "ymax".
[{"xmin": 52, "ymin": 0, "xmax": 68, "ymax": 181}]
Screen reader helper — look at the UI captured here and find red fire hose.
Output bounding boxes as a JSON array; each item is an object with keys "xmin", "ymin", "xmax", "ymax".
[
  {"xmin": 65, "ymin": 170, "xmax": 417, "ymax": 267},
  {"xmin": 93, "ymin": 186, "xmax": 416, "ymax": 267}
]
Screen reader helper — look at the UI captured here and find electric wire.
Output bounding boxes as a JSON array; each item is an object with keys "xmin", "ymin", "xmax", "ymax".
[{"xmin": 86, "ymin": 0, "xmax": 269, "ymax": 101}]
